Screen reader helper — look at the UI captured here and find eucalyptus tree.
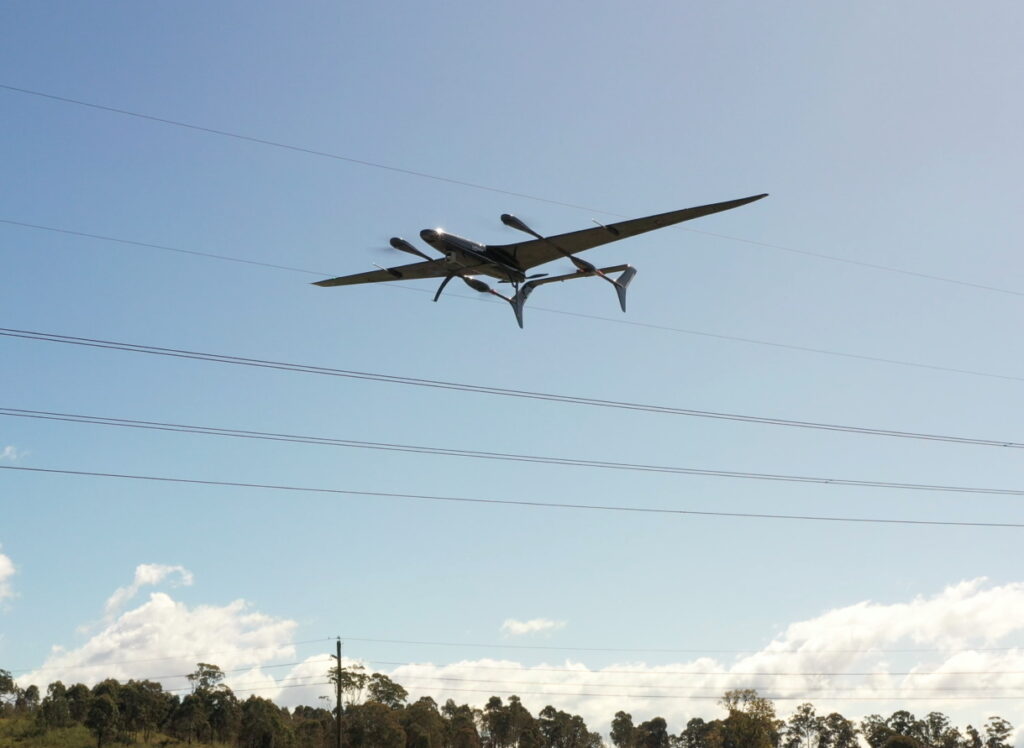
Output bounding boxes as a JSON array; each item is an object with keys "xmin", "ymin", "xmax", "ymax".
[
  {"xmin": 784, "ymin": 703, "xmax": 824, "ymax": 748},
  {"xmin": 820, "ymin": 713, "xmax": 859, "ymax": 748},
  {"xmin": 367, "ymin": 672, "xmax": 408, "ymax": 709},
  {"xmin": 84, "ymin": 693, "xmax": 120, "ymax": 748},
  {"xmin": 345, "ymin": 700, "xmax": 406, "ymax": 747},
  {"xmin": 676, "ymin": 717, "xmax": 715, "ymax": 748},
  {"xmin": 635, "ymin": 716, "xmax": 671, "ymax": 748},
  {"xmin": 709, "ymin": 689, "xmax": 781, "ymax": 748},
  {"xmin": 536, "ymin": 704, "xmax": 601, "ymax": 747},
  {"xmin": 983, "ymin": 716, "xmax": 1013, "ymax": 748},
  {"xmin": 610, "ymin": 711, "xmax": 637, "ymax": 748},
  {"xmin": 442, "ymin": 698, "xmax": 483, "ymax": 748},
  {"xmin": 36, "ymin": 681, "xmax": 72, "ymax": 730},
  {"xmin": 402, "ymin": 696, "xmax": 447, "ymax": 747}
]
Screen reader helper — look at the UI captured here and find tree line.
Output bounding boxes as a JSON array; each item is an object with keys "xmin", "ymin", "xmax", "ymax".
[{"xmin": 0, "ymin": 664, "xmax": 1016, "ymax": 747}]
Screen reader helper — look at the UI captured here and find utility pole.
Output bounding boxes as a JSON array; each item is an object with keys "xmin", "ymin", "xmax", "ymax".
[{"xmin": 332, "ymin": 637, "xmax": 343, "ymax": 748}]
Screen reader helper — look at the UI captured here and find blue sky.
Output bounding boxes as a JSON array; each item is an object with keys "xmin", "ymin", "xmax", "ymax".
[{"xmin": 3, "ymin": 0, "xmax": 1024, "ymax": 739}]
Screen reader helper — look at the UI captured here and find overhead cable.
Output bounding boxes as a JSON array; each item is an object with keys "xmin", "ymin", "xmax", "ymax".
[
  {"xmin": 2, "ymin": 328, "xmax": 1023, "ymax": 447},
  {"xmin": 170, "ymin": 673, "xmax": 1024, "ymax": 699},
  {"xmin": 5, "ymin": 464, "xmax": 1024, "ymax": 528},
  {"xmin": 4, "ymin": 409, "xmax": 1024, "ymax": 496},
  {"xmin": 378, "ymin": 661, "xmax": 1024, "ymax": 678},
  {"xmin": 12, "ymin": 641, "xmax": 1021, "ymax": 676},
  {"xmin": 346, "ymin": 637, "xmax": 1024, "ymax": 654},
  {"xmin": 0, "ymin": 218, "xmax": 325, "ymax": 275},
  {"xmin": 5, "ymin": 234, "xmax": 1024, "ymax": 382},
  {"xmin": 2, "ymin": 82, "xmax": 1021, "ymax": 299},
  {"xmin": 323, "ymin": 673, "xmax": 1024, "ymax": 694},
  {"xmin": 6, "ymin": 639, "xmax": 336, "ymax": 674}
]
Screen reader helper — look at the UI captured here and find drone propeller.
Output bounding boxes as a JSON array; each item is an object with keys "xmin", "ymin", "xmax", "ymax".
[
  {"xmin": 500, "ymin": 212, "xmax": 541, "ymax": 239},
  {"xmin": 501, "ymin": 213, "xmax": 597, "ymax": 274},
  {"xmin": 389, "ymin": 236, "xmax": 434, "ymax": 261},
  {"xmin": 461, "ymin": 276, "xmax": 492, "ymax": 294}
]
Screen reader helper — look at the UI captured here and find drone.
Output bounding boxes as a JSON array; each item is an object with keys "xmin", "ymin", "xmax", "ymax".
[{"xmin": 314, "ymin": 193, "xmax": 767, "ymax": 327}]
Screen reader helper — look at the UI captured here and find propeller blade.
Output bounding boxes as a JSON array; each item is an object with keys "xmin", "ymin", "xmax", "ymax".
[
  {"xmin": 500, "ymin": 213, "xmax": 542, "ymax": 239},
  {"xmin": 503, "ymin": 214, "xmax": 591, "ymax": 271},
  {"xmin": 389, "ymin": 237, "xmax": 433, "ymax": 261}
]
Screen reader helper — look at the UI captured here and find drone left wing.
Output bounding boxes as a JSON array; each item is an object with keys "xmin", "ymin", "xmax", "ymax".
[
  {"xmin": 313, "ymin": 258, "xmax": 450, "ymax": 287},
  {"xmin": 493, "ymin": 193, "xmax": 768, "ymax": 271}
]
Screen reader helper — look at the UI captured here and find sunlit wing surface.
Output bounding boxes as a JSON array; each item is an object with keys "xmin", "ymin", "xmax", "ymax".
[
  {"xmin": 313, "ymin": 258, "xmax": 451, "ymax": 287},
  {"xmin": 491, "ymin": 193, "xmax": 768, "ymax": 270}
]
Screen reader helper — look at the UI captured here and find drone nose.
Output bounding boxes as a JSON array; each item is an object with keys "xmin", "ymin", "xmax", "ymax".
[{"xmin": 419, "ymin": 228, "xmax": 441, "ymax": 243}]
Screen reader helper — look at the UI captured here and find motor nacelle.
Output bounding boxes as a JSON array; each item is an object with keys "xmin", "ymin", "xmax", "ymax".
[
  {"xmin": 389, "ymin": 237, "xmax": 432, "ymax": 261},
  {"xmin": 462, "ymin": 276, "xmax": 491, "ymax": 293}
]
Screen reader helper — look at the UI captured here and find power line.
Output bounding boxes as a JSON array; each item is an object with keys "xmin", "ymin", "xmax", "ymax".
[
  {"xmin": 5, "ymin": 408, "xmax": 1024, "ymax": 497},
  {"xmin": 403, "ymin": 684, "xmax": 1024, "ymax": 700},
  {"xmin": 174, "ymin": 672, "xmax": 1024, "ymax": 699},
  {"xmin": 174, "ymin": 679, "xmax": 1024, "ymax": 700},
  {"xmin": 14, "ymin": 642, "xmax": 1023, "ymax": 678},
  {"xmin": 75, "ymin": 659, "xmax": 334, "ymax": 683},
  {"xmin": 25, "ymin": 660, "xmax": 1024, "ymax": 701},
  {"xmin": 345, "ymin": 638, "xmax": 1024, "ymax": 655},
  {"xmin": 24, "ymin": 650, "xmax": 1024, "ymax": 688},
  {"xmin": 218, "ymin": 680, "xmax": 1024, "ymax": 700},
  {"xmin": 7, "ymin": 212, "xmax": 1024, "ymax": 385},
  {"xmin": 5, "ymin": 464, "xmax": 1024, "ymax": 529},
  {"xmin": 379, "ymin": 662, "xmax": 1024, "ymax": 678},
  {"xmin": 520, "ymin": 307, "xmax": 1024, "ymax": 385},
  {"xmin": 350, "ymin": 684, "xmax": 1024, "ymax": 702},
  {"xmin": 7, "ymin": 640, "xmax": 336, "ymax": 674},
  {"xmin": 336, "ymin": 674, "xmax": 1024, "ymax": 694},
  {"xmin": 12, "ymin": 639, "xmax": 1024, "ymax": 676},
  {"xmin": 0, "ymin": 218, "xmax": 326, "ymax": 275},
  {"xmin": 3, "ymin": 328, "xmax": 1022, "ymax": 449},
  {"xmin": 0, "ymin": 84, "xmax": 596, "ymax": 212},
  {"xmin": 3, "ymin": 82, "xmax": 1021, "ymax": 300},
  {"xmin": 92, "ymin": 671, "xmax": 1024, "ymax": 697},
  {"xmin": 675, "ymin": 225, "xmax": 1024, "ymax": 299}
]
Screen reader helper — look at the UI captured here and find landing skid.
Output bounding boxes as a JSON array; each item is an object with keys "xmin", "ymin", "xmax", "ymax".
[
  {"xmin": 509, "ymin": 264, "xmax": 637, "ymax": 328},
  {"xmin": 431, "ymin": 261, "xmax": 636, "ymax": 328}
]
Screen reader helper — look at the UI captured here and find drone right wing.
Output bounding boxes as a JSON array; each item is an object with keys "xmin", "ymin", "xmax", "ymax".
[
  {"xmin": 492, "ymin": 194, "xmax": 768, "ymax": 271},
  {"xmin": 313, "ymin": 258, "xmax": 451, "ymax": 287}
]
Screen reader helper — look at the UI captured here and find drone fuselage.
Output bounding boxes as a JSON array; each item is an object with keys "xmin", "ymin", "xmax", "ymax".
[{"xmin": 420, "ymin": 229, "xmax": 526, "ymax": 283}]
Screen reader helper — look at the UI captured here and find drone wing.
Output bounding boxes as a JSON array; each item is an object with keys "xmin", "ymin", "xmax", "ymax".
[
  {"xmin": 492, "ymin": 193, "xmax": 768, "ymax": 271},
  {"xmin": 313, "ymin": 258, "xmax": 451, "ymax": 287}
]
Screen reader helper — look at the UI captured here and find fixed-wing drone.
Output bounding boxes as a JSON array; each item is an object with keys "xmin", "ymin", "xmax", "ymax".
[{"xmin": 314, "ymin": 193, "xmax": 767, "ymax": 327}]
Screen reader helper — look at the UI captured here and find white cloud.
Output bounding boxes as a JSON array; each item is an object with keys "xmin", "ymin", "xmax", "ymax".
[
  {"xmin": 0, "ymin": 545, "xmax": 15, "ymax": 602},
  {"xmin": 501, "ymin": 618, "xmax": 567, "ymax": 637},
  {"xmin": 20, "ymin": 569, "xmax": 296, "ymax": 693},
  {"xmin": 103, "ymin": 563, "xmax": 194, "ymax": 620},
  {"xmin": 0, "ymin": 446, "xmax": 24, "ymax": 462},
  {"xmin": 18, "ymin": 576, "xmax": 1024, "ymax": 746},
  {"xmin": 392, "ymin": 580, "xmax": 1024, "ymax": 742}
]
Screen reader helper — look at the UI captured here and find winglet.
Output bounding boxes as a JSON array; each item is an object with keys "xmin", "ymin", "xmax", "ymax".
[
  {"xmin": 613, "ymin": 266, "xmax": 638, "ymax": 312},
  {"xmin": 511, "ymin": 283, "xmax": 537, "ymax": 328}
]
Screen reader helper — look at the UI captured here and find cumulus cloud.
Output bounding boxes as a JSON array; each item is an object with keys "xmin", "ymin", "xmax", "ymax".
[
  {"xmin": 18, "ymin": 576, "xmax": 1024, "ymax": 745},
  {"xmin": 0, "ymin": 545, "xmax": 15, "ymax": 602},
  {"xmin": 389, "ymin": 580, "xmax": 1024, "ymax": 740},
  {"xmin": 104, "ymin": 563, "xmax": 194, "ymax": 619},
  {"xmin": 501, "ymin": 618, "xmax": 567, "ymax": 637},
  {"xmin": 20, "ymin": 568, "xmax": 296, "ymax": 695}
]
